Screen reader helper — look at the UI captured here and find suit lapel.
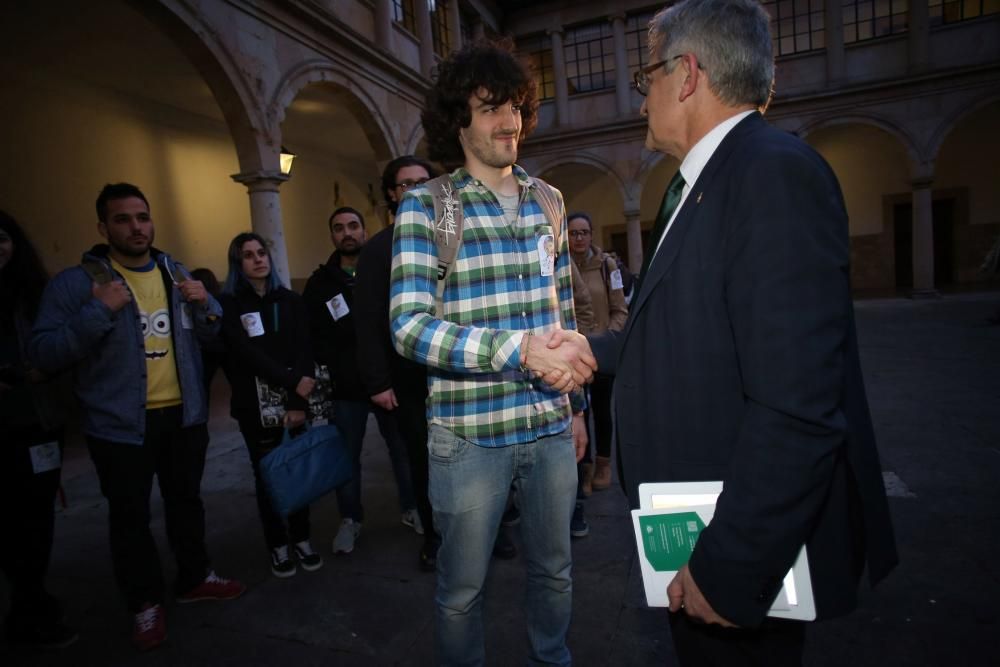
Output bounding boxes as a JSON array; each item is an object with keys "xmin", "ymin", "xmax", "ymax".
[{"xmin": 621, "ymin": 112, "xmax": 766, "ymax": 344}]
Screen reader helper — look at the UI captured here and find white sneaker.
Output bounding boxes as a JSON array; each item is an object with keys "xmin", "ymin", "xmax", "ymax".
[
  {"xmin": 401, "ymin": 509, "xmax": 424, "ymax": 535},
  {"xmin": 332, "ymin": 519, "xmax": 362, "ymax": 554}
]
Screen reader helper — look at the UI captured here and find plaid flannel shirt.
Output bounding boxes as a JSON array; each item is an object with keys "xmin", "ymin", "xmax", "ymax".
[{"xmin": 389, "ymin": 165, "xmax": 584, "ymax": 447}]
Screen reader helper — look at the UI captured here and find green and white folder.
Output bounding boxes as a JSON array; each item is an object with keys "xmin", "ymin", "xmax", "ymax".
[{"xmin": 631, "ymin": 481, "xmax": 816, "ymax": 621}]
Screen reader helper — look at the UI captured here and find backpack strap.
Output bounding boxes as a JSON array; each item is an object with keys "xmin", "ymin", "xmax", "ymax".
[
  {"xmin": 428, "ymin": 174, "xmax": 565, "ymax": 317},
  {"xmin": 530, "ymin": 178, "xmax": 563, "ymax": 255},
  {"xmin": 81, "ymin": 257, "xmax": 114, "ymax": 284},
  {"xmin": 427, "ymin": 173, "xmax": 464, "ymax": 313}
]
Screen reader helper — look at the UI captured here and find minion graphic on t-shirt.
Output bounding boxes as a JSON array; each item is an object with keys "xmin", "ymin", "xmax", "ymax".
[{"xmin": 111, "ymin": 259, "xmax": 182, "ymax": 408}]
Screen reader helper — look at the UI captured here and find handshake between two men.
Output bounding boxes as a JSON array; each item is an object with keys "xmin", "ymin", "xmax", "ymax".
[{"xmin": 520, "ymin": 329, "xmax": 598, "ymax": 394}]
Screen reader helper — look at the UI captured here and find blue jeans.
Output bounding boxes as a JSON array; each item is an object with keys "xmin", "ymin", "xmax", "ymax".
[
  {"xmin": 428, "ymin": 425, "xmax": 577, "ymax": 667},
  {"xmin": 333, "ymin": 400, "xmax": 416, "ymax": 522}
]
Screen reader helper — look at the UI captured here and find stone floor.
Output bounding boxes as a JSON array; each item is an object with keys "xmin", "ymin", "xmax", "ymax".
[{"xmin": 2, "ymin": 291, "xmax": 999, "ymax": 666}]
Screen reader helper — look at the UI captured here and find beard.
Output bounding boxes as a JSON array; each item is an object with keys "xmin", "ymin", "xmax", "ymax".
[
  {"xmin": 338, "ymin": 240, "xmax": 362, "ymax": 256},
  {"xmin": 110, "ymin": 231, "xmax": 153, "ymax": 257},
  {"xmin": 466, "ymin": 131, "xmax": 519, "ymax": 169}
]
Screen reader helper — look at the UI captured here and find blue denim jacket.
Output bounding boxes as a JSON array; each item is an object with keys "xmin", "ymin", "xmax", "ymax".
[{"xmin": 29, "ymin": 245, "xmax": 222, "ymax": 445}]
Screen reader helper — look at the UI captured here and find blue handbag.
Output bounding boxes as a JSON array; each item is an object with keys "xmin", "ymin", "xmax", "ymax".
[{"xmin": 259, "ymin": 423, "xmax": 352, "ymax": 516}]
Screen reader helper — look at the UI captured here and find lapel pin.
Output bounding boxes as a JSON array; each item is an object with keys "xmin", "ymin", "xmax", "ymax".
[{"xmin": 696, "ymin": 192, "xmax": 703, "ymax": 204}]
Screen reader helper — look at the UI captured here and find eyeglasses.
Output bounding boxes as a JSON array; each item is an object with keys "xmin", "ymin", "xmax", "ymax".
[
  {"xmin": 568, "ymin": 230, "xmax": 591, "ymax": 238},
  {"xmin": 633, "ymin": 55, "xmax": 694, "ymax": 97},
  {"xmin": 395, "ymin": 178, "xmax": 430, "ymax": 191}
]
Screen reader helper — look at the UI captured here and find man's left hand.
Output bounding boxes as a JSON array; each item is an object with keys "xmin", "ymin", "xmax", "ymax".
[
  {"xmin": 177, "ymin": 279, "xmax": 208, "ymax": 305},
  {"xmin": 572, "ymin": 413, "xmax": 587, "ymax": 462},
  {"xmin": 667, "ymin": 565, "xmax": 738, "ymax": 628}
]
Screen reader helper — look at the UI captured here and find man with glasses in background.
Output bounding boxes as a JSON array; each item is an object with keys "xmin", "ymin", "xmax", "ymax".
[{"xmin": 355, "ymin": 155, "xmax": 440, "ymax": 571}]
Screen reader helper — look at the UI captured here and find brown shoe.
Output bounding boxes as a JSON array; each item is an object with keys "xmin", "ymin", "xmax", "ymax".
[
  {"xmin": 579, "ymin": 463, "xmax": 594, "ymax": 496},
  {"xmin": 593, "ymin": 456, "xmax": 612, "ymax": 491}
]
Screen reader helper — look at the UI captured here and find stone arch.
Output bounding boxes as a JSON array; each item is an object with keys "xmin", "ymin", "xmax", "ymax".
[
  {"xmin": 269, "ymin": 60, "xmax": 397, "ymax": 162},
  {"xmin": 796, "ymin": 112, "xmax": 926, "ymax": 177},
  {"xmin": 130, "ymin": 0, "xmax": 271, "ymax": 171},
  {"xmin": 926, "ymin": 91, "xmax": 1000, "ymax": 165},
  {"xmin": 405, "ymin": 123, "xmax": 426, "ymax": 157},
  {"xmin": 635, "ymin": 150, "xmax": 670, "ymax": 192},
  {"xmin": 532, "ymin": 153, "xmax": 631, "ymax": 205}
]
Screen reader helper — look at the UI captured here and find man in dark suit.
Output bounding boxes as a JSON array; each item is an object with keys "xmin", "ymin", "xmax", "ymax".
[{"xmin": 581, "ymin": 0, "xmax": 898, "ymax": 663}]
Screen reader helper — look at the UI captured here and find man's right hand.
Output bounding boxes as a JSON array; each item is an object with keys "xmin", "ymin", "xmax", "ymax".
[
  {"xmin": 523, "ymin": 329, "xmax": 597, "ymax": 393},
  {"xmin": 92, "ymin": 279, "xmax": 132, "ymax": 312},
  {"xmin": 371, "ymin": 388, "xmax": 398, "ymax": 411}
]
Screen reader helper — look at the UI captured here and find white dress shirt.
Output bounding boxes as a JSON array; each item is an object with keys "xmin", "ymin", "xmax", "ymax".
[{"xmin": 652, "ymin": 110, "xmax": 755, "ymax": 258}]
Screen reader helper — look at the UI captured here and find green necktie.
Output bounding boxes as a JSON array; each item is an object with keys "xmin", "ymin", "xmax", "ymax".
[{"xmin": 640, "ymin": 170, "xmax": 686, "ymax": 279}]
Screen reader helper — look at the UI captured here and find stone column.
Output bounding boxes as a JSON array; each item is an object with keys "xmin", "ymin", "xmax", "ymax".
[
  {"xmin": 548, "ymin": 27, "xmax": 569, "ymax": 127},
  {"xmin": 231, "ymin": 171, "xmax": 292, "ymax": 287},
  {"xmin": 910, "ymin": 178, "xmax": 937, "ymax": 297},
  {"xmin": 624, "ymin": 209, "xmax": 642, "ymax": 274},
  {"xmin": 374, "ymin": 0, "xmax": 393, "ymax": 52},
  {"xmin": 416, "ymin": 0, "xmax": 435, "ymax": 77},
  {"xmin": 824, "ymin": 0, "xmax": 845, "ymax": 85},
  {"xmin": 448, "ymin": 0, "xmax": 462, "ymax": 51},
  {"xmin": 908, "ymin": 0, "xmax": 930, "ymax": 72},
  {"xmin": 610, "ymin": 14, "xmax": 631, "ymax": 117}
]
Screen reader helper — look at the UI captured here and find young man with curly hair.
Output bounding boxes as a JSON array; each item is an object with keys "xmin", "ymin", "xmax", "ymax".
[{"xmin": 389, "ymin": 41, "xmax": 596, "ymax": 666}]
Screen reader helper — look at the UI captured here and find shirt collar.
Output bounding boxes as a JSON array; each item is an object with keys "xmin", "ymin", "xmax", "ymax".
[
  {"xmin": 452, "ymin": 164, "xmax": 534, "ymax": 190},
  {"xmin": 679, "ymin": 110, "xmax": 754, "ymax": 190}
]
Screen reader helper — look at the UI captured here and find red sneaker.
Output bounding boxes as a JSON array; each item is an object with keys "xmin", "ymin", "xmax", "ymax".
[
  {"xmin": 176, "ymin": 570, "xmax": 246, "ymax": 603},
  {"xmin": 132, "ymin": 603, "xmax": 166, "ymax": 651}
]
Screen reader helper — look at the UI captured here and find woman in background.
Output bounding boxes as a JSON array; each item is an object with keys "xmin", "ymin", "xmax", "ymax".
[
  {"xmin": 0, "ymin": 211, "xmax": 76, "ymax": 648},
  {"xmin": 218, "ymin": 232, "xmax": 322, "ymax": 578}
]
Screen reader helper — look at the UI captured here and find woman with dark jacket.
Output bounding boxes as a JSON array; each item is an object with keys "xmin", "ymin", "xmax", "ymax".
[
  {"xmin": 219, "ymin": 232, "xmax": 322, "ymax": 578},
  {"xmin": 0, "ymin": 211, "xmax": 76, "ymax": 648}
]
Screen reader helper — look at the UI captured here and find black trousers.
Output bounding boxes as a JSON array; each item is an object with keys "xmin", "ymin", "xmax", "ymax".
[
  {"xmin": 584, "ymin": 374, "xmax": 614, "ymax": 461},
  {"xmin": 86, "ymin": 407, "xmax": 210, "ymax": 612},
  {"xmin": 238, "ymin": 421, "xmax": 310, "ymax": 550},
  {"xmin": 669, "ymin": 611, "xmax": 805, "ymax": 667},
  {"xmin": 0, "ymin": 425, "xmax": 63, "ymax": 629},
  {"xmin": 394, "ymin": 387, "xmax": 436, "ymax": 545}
]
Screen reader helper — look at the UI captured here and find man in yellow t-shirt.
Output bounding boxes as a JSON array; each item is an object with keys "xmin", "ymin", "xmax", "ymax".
[
  {"xmin": 110, "ymin": 258, "xmax": 181, "ymax": 410},
  {"xmin": 30, "ymin": 183, "xmax": 245, "ymax": 651}
]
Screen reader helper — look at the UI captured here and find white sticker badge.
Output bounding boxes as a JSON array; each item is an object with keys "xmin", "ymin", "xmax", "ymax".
[
  {"xmin": 29, "ymin": 441, "xmax": 61, "ymax": 474},
  {"xmin": 326, "ymin": 294, "xmax": 350, "ymax": 321},
  {"xmin": 609, "ymin": 269, "xmax": 624, "ymax": 291},
  {"xmin": 537, "ymin": 234, "xmax": 555, "ymax": 277},
  {"xmin": 240, "ymin": 312, "xmax": 265, "ymax": 337},
  {"xmin": 180, "ymin": 303, "xmax": 194, "ymax": 330}
]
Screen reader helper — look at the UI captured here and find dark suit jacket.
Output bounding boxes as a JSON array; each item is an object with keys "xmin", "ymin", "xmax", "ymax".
[{"xmin": 590, "ymin": 112, "xmax": 897, "ymax": 627}]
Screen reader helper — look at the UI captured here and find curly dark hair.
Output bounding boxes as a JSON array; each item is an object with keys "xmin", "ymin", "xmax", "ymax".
[{"xmin": 421, "ymin": 39, "xmax": 539, "ymax": 170}]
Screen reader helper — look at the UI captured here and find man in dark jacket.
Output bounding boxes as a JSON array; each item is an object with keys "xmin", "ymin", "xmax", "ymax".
[
  {"xmin": 355, "ymin": 156, "xmax": 439, "ymax": 570},
  {"xmin": 30, "ymin": 183, "xmax": 245, "ymax": 652},
  {"xmin": 302, "ymin": 206, "xmax": 419, "ymax": 555},
  {"xmin": 584, "ymin": 2, "xmax": 897, "ymax": 664}
]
